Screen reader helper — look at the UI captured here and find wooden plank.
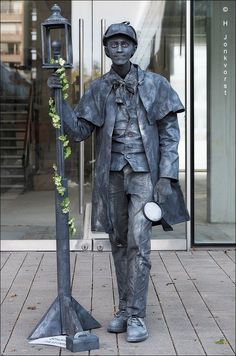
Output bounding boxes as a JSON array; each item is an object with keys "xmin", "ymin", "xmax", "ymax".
[
  {"xmin": 118, "ymin": 251, "xmax": 176, "ymax": 355},
  {"xmin": 225, "ymin": 250, "xmax": 235, "ymax": 262},
  {"xmin": 1, "ymin": 252, "xmax": 44, "ymax": 355},
  {"xmin": 208, "ymin": 251, "xmax": 235, "ymax": 282},
  {"xmin": 0, "ymin": 252, "xmax": 11, "ymax": 269},
  {"xmin": 176, "ymin": 251, "xmax": 234, "ymax": 292},
  {"xmin": 158, "ymin": 252, "xmax": 206, "ymax": 355},
  {"xmin": 90, "ymin": 252, "xmax": 118, "ymax": 356},
  {"xmin": 3, "ymin": 252, "xmax": 60, "ymax": 356},
  {"xmin": 1, "ymin": 252, "xmax": 27, "ymax": 304},
  {"xmin": 61, "ymin": 252, "xmax": 92, "ymax": 356},
  {"xmin": 177, "ymin": 251, "xmax": 235, "ymax": 355},
  {"xmin": 166, "ymin": 253, "xmax": 232, "ymax": 355}
]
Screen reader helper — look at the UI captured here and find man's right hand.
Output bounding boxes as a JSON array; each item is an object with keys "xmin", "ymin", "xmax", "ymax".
[{"xmin": 47, "ymin": 73, "xmax": 62, "ymax": 89}]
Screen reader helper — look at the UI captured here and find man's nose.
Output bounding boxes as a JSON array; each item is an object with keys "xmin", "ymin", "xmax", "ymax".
[{"xmin": 117, "ymin": 44, "xmax": 123, "ymax": 52}]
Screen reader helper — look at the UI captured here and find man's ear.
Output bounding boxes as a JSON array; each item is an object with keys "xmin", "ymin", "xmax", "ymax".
[
  {"xmin": 130, "ymin": 44, "xmax": 137, "ymax": 58},
  {"xmin": 104, "ymin": 46, "xmax": 110, "ymax": 58}
]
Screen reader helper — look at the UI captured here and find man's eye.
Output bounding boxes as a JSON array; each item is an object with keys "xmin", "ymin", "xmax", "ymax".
[
  {"xmin": 121, "ymin": 42, "xmax": 129, "ymax": 47},
  {"xmin": 109, "ymin": 41, "xmax": 130, "ymax": 48}
]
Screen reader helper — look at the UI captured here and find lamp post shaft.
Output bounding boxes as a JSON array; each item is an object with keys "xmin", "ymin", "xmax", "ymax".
[{"xmin": 28, "ymin": 8, "xmax": 101, "ymax": 342}]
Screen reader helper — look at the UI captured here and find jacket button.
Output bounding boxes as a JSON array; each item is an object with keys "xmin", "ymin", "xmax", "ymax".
[{"xmin": 127, "ymin": 132, "xmax": 133, "ymax": 137}]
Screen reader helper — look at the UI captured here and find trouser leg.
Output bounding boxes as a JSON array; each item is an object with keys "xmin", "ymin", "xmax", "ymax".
[
  {"xmin": 109, "ymin": 170, "xmax": 128, "ymax": 312},
  {"xmin": 125, "ymin": 166, "xmax": 153, "ymax": 318},
  {"xmin": 109, "ymin": 166, "xmax": 153, "ymax": 317}
]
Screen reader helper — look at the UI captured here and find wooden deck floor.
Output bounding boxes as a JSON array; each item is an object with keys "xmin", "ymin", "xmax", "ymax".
[{"xmin": 1, "ymin": 250, "xmax": 235, "ymax": 356}]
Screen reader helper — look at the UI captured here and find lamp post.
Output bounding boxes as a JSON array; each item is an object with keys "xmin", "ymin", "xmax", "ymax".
[
  {"xmin": 28, "ymin": 4, "xmax": 100, "ymax": 352},
  {"xmin": 41, "ymin": 3, "xmax": 73, "ymax": 69}
]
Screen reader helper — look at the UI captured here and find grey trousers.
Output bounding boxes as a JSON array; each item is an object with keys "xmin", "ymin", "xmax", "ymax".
[{"xmin": 109, "ymin": 164, "xmax": 153, "ymax": 317}]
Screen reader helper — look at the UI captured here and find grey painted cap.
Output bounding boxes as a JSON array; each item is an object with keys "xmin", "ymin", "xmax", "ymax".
[{"xmin": 103, "ymin": 21, "xmax": 138, "ymax": 45}]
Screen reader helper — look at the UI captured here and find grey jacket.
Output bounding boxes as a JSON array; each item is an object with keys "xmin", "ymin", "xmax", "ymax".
[{"xmin": 63, "ymin": 64, "xmax": 189, "ymax": 233}]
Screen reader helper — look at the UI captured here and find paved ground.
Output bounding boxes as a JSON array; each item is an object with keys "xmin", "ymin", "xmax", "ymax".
[{"xmin": 1, "ymin": 250, "xmax": 235, "ymax": 356}]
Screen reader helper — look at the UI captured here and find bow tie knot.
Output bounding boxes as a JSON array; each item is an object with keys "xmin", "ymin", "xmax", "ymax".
[
  {"xmin": 113, "ymin": 79, "xmax": 135, "ymax": 94},
  {"xmin": 112, "ymin": 79, "xmax": 137, "ymax": 103}
]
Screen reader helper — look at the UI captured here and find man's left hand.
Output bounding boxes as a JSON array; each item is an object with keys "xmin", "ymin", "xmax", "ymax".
[{"xmin": 154, "ymin": 177, "xmax": 172, "ymax": 203}]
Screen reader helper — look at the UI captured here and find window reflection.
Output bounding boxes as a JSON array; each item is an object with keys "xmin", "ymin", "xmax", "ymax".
[{"xmin": 194, "ymin": 1, "xmax": 235, "ymax": 244}]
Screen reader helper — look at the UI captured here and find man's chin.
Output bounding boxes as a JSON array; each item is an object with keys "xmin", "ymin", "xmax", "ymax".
[{"xmin": 112, "ymin": 60, "xmax": 129, "ymax": 66}]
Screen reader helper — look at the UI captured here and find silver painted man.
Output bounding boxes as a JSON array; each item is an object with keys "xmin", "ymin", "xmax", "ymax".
[{"xmin": 48, "ymin": 22, "xmax": 189, "ymax": 343}]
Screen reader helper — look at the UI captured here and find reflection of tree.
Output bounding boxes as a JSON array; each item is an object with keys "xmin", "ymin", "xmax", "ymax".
[
  {"xmin": 68, "ymin": 61, "xmax": 102, "ymax": 183},
  {"xmin": 91, "ymin": 61, "xmax": 101, "ymax": 81},
  {"xmin": 70, "ymin": 61, "xmax": 101, "ymax": 104}
]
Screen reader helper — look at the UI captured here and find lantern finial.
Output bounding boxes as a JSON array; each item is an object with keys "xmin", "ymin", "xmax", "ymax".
[
  {"xmin": 51, "ymin": 4, "xmax": 61, "ymax": 17},
  {"xmin": 41, "ymin": 4, "xmax": 73, "ymax": 68},
  {"xmin": 44, "ymin": 3, "xmax": 68, "ymax": 24}
]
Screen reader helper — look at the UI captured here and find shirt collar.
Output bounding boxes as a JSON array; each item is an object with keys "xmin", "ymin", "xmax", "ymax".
[{"xmin": 109, "ymin": 63, "xmax": 138, "ymax": 84}]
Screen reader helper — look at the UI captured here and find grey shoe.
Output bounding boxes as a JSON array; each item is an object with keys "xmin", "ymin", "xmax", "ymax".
[
  {"xmin": 107, "ymin": 310, "xmax": 127, "ymax": 333},
  {"xmin": 127, "ymin": 316, "xmax": 148, "ymax": 342}
]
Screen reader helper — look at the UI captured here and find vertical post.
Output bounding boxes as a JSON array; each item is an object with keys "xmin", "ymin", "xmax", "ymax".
[
  {"xmin": 52, "ymin": 41, "xmax": 71, "ymax": 334},
  {"xmin": 79, "ymin": 19, "xmax": 84, "ymax": 215},
  {"xmin": 101, "ymin": 19, "xmax": 106, "ymax": 75},
  {"xmin": 28, "ymin": 6, "xmax": 101, "ymax": 342},
  {"xmin": 186, "ymin": 0, "xmax": 194, "ymax": 250}
]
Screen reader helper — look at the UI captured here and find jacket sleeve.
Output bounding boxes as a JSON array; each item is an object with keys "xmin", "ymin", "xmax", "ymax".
[
  {"xmin": 62, "ymin": 101, "xmax": 95, "ymax": 142},
  {"xmin": 157, "ymin": 77, "xmax": 185, "ymax": 120},
  {"xmin": 157, "ymin": 112, "xmax": 180, "ymax": 181}
]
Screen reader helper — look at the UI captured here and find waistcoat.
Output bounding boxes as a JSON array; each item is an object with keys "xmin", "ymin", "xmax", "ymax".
[{"xmin": 110, "ymin": 65, "xmax": 149, "ymax": 172}]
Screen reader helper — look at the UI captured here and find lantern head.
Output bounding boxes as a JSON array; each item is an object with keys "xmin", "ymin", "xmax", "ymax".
[{"xmin": 41, "ymin": 4, "xmax": 73, "ymax": 69}]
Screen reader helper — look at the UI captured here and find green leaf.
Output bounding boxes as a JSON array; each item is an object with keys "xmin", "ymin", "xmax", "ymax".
[
  {"xmin": 56, "ymin": 67, "xmax": 64, "ymax": 74},
  {"xmin": 59, "ymin": 135, "xmax": 67, "ymax": 142},
  {"xmin": 64, "ymin": 146, "xmax": 71, "ymax": 159},
  {"xmin": 53, "ymin": 114, "xmax": 60, "ymax": 121},
  {"xmin": 58, "ymin": 186, "xmax": 66, "ymax": 196},
  {"xmin": 68, "ymin": 217, "xmax": 76, "ymax": 236},
  {"xmin": 69, "ymin": 226, "xmax": 77, "ymax": 236},
  {"xmin": 215, "ymin": 339, "xmax": 227, "ymax": 345},
  {"xmin": 59, "ymin": 58, "xmax": 65, "ymax": 66},
  {"xmin": 49, "ymin": 97, "xmax": 54, "ymax": 105},
  {"xmin": 61, "ymin": 197, "xmax": 70, "ymax": 213}
]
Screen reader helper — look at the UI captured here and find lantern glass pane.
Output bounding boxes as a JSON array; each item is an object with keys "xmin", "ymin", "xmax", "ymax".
[
  {"xmin": 42, "ymin": 25, "xmax": 68, "ymax": 64},
  {"xmin": 49, "ymin": 27, "xmax": 67, "ymax": 62}
]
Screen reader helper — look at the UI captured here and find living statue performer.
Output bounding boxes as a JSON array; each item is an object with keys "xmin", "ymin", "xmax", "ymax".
[{"xmin": 48, "ymin": 22, "xmax": 189, "ymax": 343}]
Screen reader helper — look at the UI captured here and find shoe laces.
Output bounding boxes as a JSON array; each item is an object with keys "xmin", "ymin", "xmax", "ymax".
[
  {"xmin": 128, "ymin": 316, "xmax": 143, "ymax": 326},
  {"xmin": 115, "ymin": 310, "xmax": 127, "ymax": 318}
]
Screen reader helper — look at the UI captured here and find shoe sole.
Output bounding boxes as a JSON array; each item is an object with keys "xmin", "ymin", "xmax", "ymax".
[
  {"xmin": 127, "ymin": 333, "xmax": 148, "ymax": 343},
  {"xmin": 107, "ymin": 327, "xmax": 127, "ymax": 333}
]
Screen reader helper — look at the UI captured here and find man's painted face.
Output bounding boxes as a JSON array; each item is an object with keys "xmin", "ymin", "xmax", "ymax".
[{"xmin": 105, "ymin": 35, "xmax": 137, "ymax": 66}]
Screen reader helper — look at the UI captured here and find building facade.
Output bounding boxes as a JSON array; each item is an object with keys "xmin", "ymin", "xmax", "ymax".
[{"xmin": 0, "ymin": 0, "xmax": 235, "ymax": 250}]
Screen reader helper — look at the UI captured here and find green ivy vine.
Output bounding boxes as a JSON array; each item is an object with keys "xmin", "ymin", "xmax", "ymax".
[{"xmin": 49, "ymin": 58, "xmax": 76, "ymax": 236}]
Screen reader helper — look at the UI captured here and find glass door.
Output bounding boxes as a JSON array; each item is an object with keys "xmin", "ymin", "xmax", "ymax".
[
  {"xmin": 71, "ymin": 0, "xmax": 188, "ymax": 250},
  {"xmin": 193, "ymin": 1, "xmax": 235, "ymax": 245}
]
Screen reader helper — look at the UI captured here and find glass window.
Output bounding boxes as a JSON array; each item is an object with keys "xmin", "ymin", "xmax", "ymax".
[
  {"xmin": 1, "ymin": 23, "xmax": 22, "ymax": 34},
  {"xmin": 193, "ymin": 0, "xmax": 235, "ymax": 244},
  {"xmin": 1, "ymin": 1, "xmax": 77, "ymax": 243},
  {"xmin": 0, "ymin": 42, "xmax": 20, "ymax": 54},
  {"xmin": 0, "ymin": 1, "xmax": 22, "ymax": 14},
  {"xmin": 71, "ymin": 0, "xmax": 187, "ymax": 245}
]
